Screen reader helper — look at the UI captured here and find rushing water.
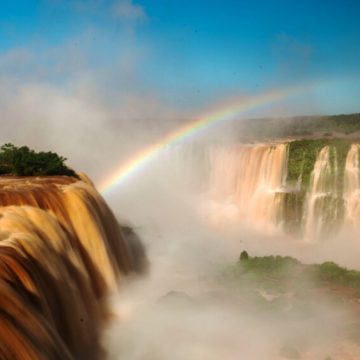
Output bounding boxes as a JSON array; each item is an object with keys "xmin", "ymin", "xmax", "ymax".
[
  {"xmin": 303, "ymin": 146, "xmax": 339, "ymax": 240},
  {"xmin": 202, "ymin": 143, "xmax": 288, "ymax": 231},
  {"xmin": 344, "ymin": 144, "xmax": 360, "ymax": 229},
  {"xmin": 0, "ymin": 176, "xmax": 146, "ymax": 359},
  {"xmin": 163, "ymin": 141, "xmax": 360, "ymax": 239}
]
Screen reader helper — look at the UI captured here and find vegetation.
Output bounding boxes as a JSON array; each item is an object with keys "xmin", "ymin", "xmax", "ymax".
[
  {"xmin": 235, "ymin": 253, "xmax": 302, "ymax": 280},
  {"xmin": 278, "ymin": 192, "xmax": 304, "ymax": 234},
  {"xmin": 222, "ymin": 252, "xmax": 360, "ymax": 295},
  {"xmin": 216, "ymin": 252, "xmax": 360, "ymax": 350},
  {"xmin": 275, "ymin": 138, "xmax": 360, "ymax": 235},
  {"xmin": 0, "ymin": 143, "xmax": 77, "ymax": 177},
  {"xmin": 239, "ymin": 250, "xmax": 249, "ymax": 261},
  {"xmin": 315, "ymin": 261, "xmax": 360, "ymax": 292},
  {"xmin": 286, "ymin": 138, "xmax": 352, "ymax": 189},
  {"xmin": 238, "ymin": 113, "xmax": 360, "ymax": 140}
]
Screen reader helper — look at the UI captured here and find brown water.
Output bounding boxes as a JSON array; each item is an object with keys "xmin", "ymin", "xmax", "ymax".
[{"xmin": 0, "ymin": 176, "xmax": 145, "ymax": 359}]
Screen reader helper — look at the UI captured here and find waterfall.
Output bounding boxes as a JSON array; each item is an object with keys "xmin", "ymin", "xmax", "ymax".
[
  {"xmin": 344, "ymin": 144, "xmax": 360, "ymax": 228},
  {"xmin": 202, "ymin": 143, "xmax": 288, "ymax": 231},
  {"xmin": 199, "ymin": 141, "xmax": 360, "ymax": 238},
  {"xmin": 156, "ymin": 140, "xmax": 360, "ymax": 238},
  {"xmin": 0, "ymin": 176, "xmax": 146, "ymax": 359},
  {"xmin": 303, "ymin": 146, "xmax": 340, "ymax": 239}
]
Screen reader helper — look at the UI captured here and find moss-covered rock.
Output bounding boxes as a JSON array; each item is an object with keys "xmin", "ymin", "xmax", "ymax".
[
  {"xmin": 275, "ymin": 191, "xmax": 304, "ymax": 235},
  {"xmin": 286, "ymin": 139, "xmax": 352, "ymax": 190}
]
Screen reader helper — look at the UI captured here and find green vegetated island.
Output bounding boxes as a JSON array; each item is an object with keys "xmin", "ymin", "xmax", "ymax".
[
  {"xmin": 0, "ymin": 143, "xmax": 77, "ymax": 177},
  {"xmin": 217, "ymin": 252, "xmax": 360, "ymax": 357},
  {"xmin": 223, "ymin": 251, "xmax": 360, "ymax": 300}
]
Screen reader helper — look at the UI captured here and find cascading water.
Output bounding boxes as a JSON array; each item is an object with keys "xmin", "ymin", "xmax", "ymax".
[
  {"xmin": 303, "ymin": 146, "xmax": 339, "ymax": 239},
  {"xmin": 201, "ymin": 143, "xmax": 288, "ymax": 231},
  {"xmin": 0, "ymin": 176, "xmax": 146, "ymax": 359},
  {"xmin": 140, "ymin": 139, "xmax": 360, "ymax": 237},
  {"xmin": 192, "ymin": 141, "xmax": 360, "ymax": 239},
  {"xmin": 344, "ymin": 144, "xmax": 360, "ymax": 228}
]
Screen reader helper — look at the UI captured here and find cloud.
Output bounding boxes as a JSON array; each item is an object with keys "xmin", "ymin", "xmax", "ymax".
[
  {"xmin": 0, "ymin": 36, "xmax": 186, "ymax": 190},
  {"xmin": 0, "ymin": 76, "xmax": 182, "ymax": 185},
  {"xmin": 112, "ymin": 0, "xmax": 147, "ymax": 21}
]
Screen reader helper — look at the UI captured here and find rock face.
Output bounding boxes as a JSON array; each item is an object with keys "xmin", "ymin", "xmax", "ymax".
[{"xmin": 0, "ymin": 176, "xmax": 146, "ymax": 360}]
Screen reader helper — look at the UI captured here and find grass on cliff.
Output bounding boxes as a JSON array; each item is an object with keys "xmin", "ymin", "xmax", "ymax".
[
  {"xmin": 221, "ymin": 251, "xmax": 360, "ymax": 296},
  {"xmin": 217, "ymin": 252, "xmax": 360, "ymax": 347},
  {"xmin": 286, "ymin": 138, "xmax": 353, "ymax": 189},
  {"xmin": 0, "ymin": 143, "xmax": 77, "ymax": 177}
]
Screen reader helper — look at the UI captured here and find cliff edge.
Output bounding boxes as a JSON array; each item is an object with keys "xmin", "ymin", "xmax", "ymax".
[{"xmin": 0, "ymin": 175, "xmax": 146, "ymax": 359}]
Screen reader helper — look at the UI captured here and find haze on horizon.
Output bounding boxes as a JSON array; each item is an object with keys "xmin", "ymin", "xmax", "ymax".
[{"xmin": 0, "ymin": 0, "xmax": 359, "ymax": 185}]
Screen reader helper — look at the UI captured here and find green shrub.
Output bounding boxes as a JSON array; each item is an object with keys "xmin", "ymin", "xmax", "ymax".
[
  {"xmin": 287, "ymin": 139, "xmax": 352, "ymax": 190},
  {"xmin": 0, "ymin": 143, "xmax": 77, "ymax": 177},
  {"xmin": 239, "ymin": 251, "xmax": 249, "ymax": 261},
  {"xmin": 226, "ymin": 253, "xmax": 360, "ymax": 295}
]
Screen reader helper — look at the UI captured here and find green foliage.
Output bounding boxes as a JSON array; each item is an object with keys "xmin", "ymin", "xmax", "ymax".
[
  {"xmin": 239, "ymin": 250, "xmax": 249, "ymax": 261},
  {"xmin": 281, "ymin": 138, "xmax": 356, "ymax": 235},
  {"xmin": 237, "ymin": 253, "xmax": 301, "ymax": 277},
  {"xmin": 218, "ymin": 253, "xmax": 360, "ymax": 348},
  {"xmin": 315, "ymin": 261, "xmax": 360, "ymax": 290},
  {"xmin": 287, "ymin": 138, "xmax": 352, "ymax": 190},
  {"xmin": 225, "ymin": 252, "xmax": 360, "ymax": 295},
  {"xmin": 279, "ymin": 192, "xmax": 304, "ymax": 234},
  {"xmin": 0, "ymin": 143, "xmax": 77, "ymax": 177}
]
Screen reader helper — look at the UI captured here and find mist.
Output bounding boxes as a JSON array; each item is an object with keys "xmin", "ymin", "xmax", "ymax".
[
  {"xmin": 96, "ymin": 139, "xmax": 360, "ymax": 360},
  {"xmin": 3, "ymin": 76, "xmax": 360, "ymax": 358}
]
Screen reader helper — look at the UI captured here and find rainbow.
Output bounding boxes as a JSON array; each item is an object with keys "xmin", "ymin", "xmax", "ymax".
[{"xmin": 99, "ymin": 86, "xmax": 301, "ymax": 194}]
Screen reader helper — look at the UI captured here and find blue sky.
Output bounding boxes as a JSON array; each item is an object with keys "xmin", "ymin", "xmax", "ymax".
[{"xmin": 0, "ymin": 0, "xmax": 360, "ymax": 115}]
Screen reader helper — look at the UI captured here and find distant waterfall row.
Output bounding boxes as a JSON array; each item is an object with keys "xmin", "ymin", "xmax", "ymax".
[
  {"xmin": 161, "ymin": 141, "xmax": 360, "ymax": 239},
  {"xmin": 203, "ymin": 144, "xmax": 288, "ymax": 231},
  {"xmin": 344, "ymin": 144, "xmax": 360, "ymax": 229},
  {"xmin": 199, "ymin": 141, "xmax": 360, "ymax": 239}
]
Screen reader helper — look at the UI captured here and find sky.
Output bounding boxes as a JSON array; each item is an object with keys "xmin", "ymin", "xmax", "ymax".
[
  {"xmin": 0, "ymin": 0, "xmax": 359, "ymax": 116},
  {"xmin": 0, "ymin": 0, "xmax": 360, "ymax": 183}
]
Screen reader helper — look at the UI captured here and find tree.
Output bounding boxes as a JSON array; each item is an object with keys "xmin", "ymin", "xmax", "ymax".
[
  {"xmin": 239, "ymin": 250, "xmax": 249, "ymax": 262},
  {"xmin": 0, "ymin": 143, "xmax": 77, "ymax": 177}
]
